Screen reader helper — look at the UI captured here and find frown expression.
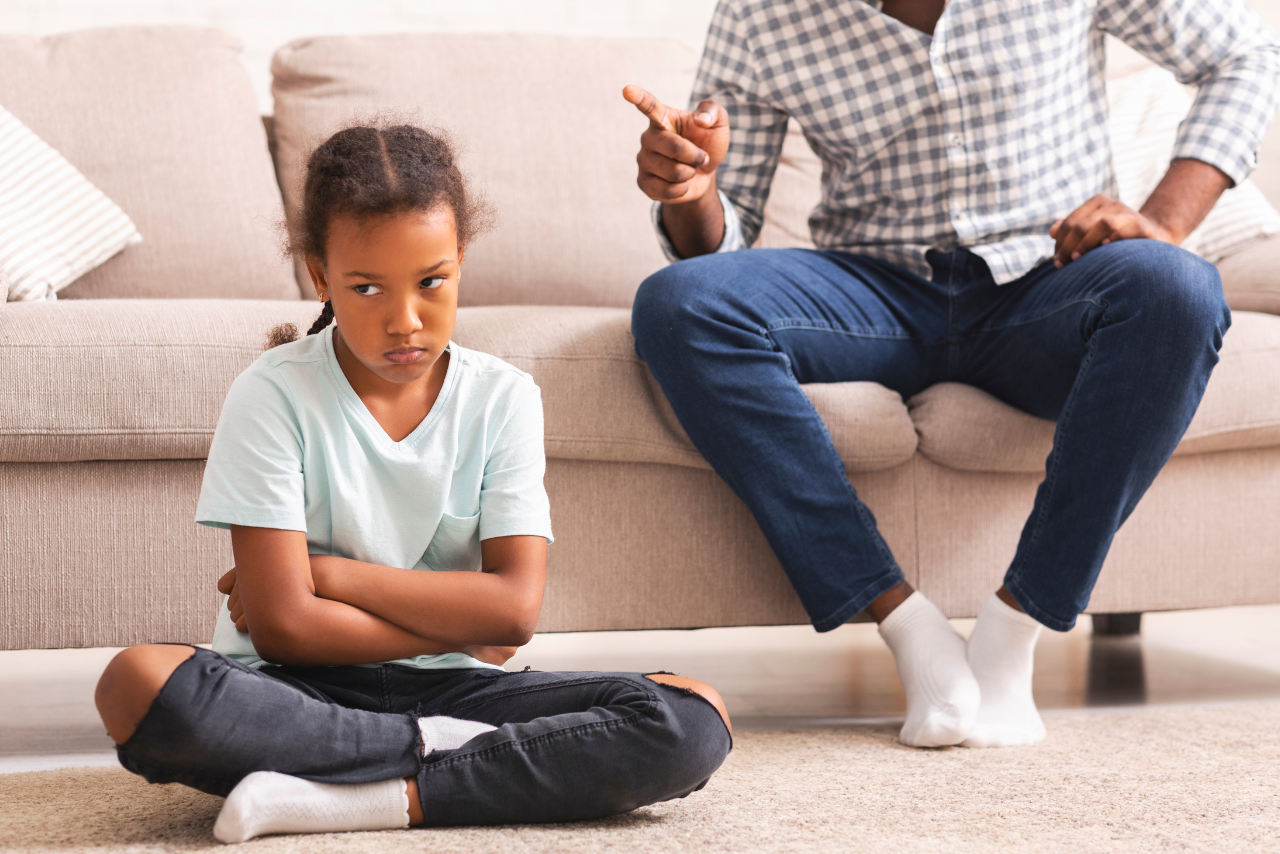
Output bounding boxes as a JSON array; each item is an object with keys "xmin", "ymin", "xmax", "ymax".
[{"xmin": 308, "ymin": 207, "xmax": 462, "ymax": 387}]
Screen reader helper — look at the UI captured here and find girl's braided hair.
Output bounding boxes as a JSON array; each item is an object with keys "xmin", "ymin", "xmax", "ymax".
[{"xmin": 267, "ymin": 123, "xmax": 493, "ymax": 349}]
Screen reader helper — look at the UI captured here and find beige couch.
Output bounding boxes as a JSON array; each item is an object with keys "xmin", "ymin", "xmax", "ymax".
[{"xmin": 3, "ymin": 20, "xmax": 1280, "ymax": 651}]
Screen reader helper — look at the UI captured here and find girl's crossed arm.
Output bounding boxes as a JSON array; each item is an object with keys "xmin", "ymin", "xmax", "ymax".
[
  {"xmin": 307, "ymin": 535, "xmax": 547, "ymax": 647},
  {"xmin": 220, "ymin": 525, "xmax": 465, "ymax": 667},
  {"xmin": 219, "ymin": 526, "xmax": 545, "ymax": 667}
]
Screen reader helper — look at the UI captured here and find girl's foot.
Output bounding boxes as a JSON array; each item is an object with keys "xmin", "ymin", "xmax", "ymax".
[
  {"xmin": 878, "ymin": 591, "xmax": 980, "ymax": 747},
  {"xmin": 417, "ymin": 715, "xmax": 497, "ymax": 754},
  {"xmin": 963, "ymin": 592, "xmax": 1046, "ymax": 748},
  {"xmin": 213, "ymin": 716, "xmax": 497, "ymax": 842},
  {"xmin": 213, "ymin": 772, "xmax": 408, "ymax": 843}
]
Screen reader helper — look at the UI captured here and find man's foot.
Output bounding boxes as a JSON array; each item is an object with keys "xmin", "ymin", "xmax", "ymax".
[
  {"xmin": 213, "ymin": 771, "xmax": 409, "ymax": 843},
  {"xmin": 963, "ymin": 592, "xmax": 1046, "ymax": 748},
  {"xmin": 878, "ymin": 591, "xmax": 980, "ymax": 747}
]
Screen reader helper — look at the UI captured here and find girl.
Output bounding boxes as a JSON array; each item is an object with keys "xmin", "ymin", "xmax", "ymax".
[{"xmin": 93, "ymin": 124, "xmax": 732, "ymax": 842}]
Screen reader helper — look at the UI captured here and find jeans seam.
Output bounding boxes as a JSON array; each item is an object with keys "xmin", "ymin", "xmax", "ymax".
[
  {"xmin": 1004, "ymin": 297, "xmax": 1110, "ymax": 621},
  {"xmin": 445, "ymin": 675, "xmax": 662, "ymax": 718},
  {"xmin": 974, "ymin": 296, "xmax": 1108, "ymax": 335},
  {"xmin": 762, "ymin": 326, "xmax": 904, "ymax": 612},
  {"xmin": 765, "ymin": 319, "xmax": 913, "ymax": 340}
]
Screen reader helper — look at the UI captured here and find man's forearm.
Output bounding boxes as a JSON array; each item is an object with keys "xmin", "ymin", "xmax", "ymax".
[
  {"xmin": 661, "ymin": 177, "xmax": 727, "ymax": 259},
  {"xmin": 1139, "ymin": 158, "xmax": 1233, "ymax": 244}
]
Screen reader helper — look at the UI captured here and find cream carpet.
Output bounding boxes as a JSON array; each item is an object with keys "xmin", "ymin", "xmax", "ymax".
[{"xmin": 3, "ymin": 702, "xmax": 1278, "ymax": 854}]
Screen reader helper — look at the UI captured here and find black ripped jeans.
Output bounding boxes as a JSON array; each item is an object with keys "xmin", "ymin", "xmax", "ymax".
[{"xmin": 117, "ymin": 648, "xmax": 731, "ymax": 826}]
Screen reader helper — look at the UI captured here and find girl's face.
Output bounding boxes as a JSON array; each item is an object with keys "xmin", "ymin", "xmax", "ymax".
[{"xmin": 307, "ymin": 207, "xmax": 462, "ymax": 389}]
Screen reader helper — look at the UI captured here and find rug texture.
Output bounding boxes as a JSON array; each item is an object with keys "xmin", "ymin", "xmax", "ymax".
[{"xmin": 2, "ymin": 702, "xmax": 1278, "ymax": 854}]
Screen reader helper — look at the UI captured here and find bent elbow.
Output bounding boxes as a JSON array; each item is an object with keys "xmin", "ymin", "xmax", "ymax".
[
  {"xmin": 505, "ymin": 621, "xmax": 537, "ymax": 648},
  {"xmin": 504, "ymin": 599, "xmax": 541, "ymax": 647},
  {"xmin": 247, "ymin": 619, "xmax": 310, "ymax": 666},
  {"xmin": 482, "ymin": 597, "xmax": 540, "ymax": 647}
]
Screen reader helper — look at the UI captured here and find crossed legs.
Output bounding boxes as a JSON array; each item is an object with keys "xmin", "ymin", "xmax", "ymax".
[{"xmin": 96, "ymin": 645, "xmax": 731, "ymax": 838}]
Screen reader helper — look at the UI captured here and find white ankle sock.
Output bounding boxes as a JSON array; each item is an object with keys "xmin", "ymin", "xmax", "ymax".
[
  {"xmin": 417, "ymin": 715, "xmax": 497, "ymax": 755},
  {"xmin": 878, "ymin": 591, "xmax": 980, "ymax": 747},
  {"xmin": 213, "ymin": 771, "xmax": 408, "ymax": 843},
  {"xmin": 963, "ymin": 592, "xmax": 1046, "ymax": 748}
]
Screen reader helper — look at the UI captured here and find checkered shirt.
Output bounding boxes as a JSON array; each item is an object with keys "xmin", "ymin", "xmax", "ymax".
[{"xmin": 654, "ymin": 0, "xmax": 1280, "ymax": 283}]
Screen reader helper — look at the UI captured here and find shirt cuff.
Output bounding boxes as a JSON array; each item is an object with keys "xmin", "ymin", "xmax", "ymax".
[
  {"xmin": 651, "ymin": 189, "xmax": 746, "ymax": 261},
  {"xmin": 1173, "ymin": 121, "xmax": 1260, "ymax": 187}
]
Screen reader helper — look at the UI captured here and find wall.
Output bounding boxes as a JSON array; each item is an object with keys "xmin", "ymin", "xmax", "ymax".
[{"xmin": 0, "ymin": 1, "xmax": 718, "ymax": 113}]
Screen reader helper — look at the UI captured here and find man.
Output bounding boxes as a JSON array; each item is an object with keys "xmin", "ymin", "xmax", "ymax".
[{"xmin": 625, "ymin": 0, "xmax": 1280, "ymax": 748}]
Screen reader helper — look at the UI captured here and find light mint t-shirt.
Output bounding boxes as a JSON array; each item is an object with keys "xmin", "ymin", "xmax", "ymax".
[{"xmin": 196, "ymin": 326, "xmax": 553, "ymax": 670}]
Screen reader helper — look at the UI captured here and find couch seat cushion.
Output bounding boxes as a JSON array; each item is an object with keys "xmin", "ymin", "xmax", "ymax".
[
  {"xmin": 0, "ymin": 302, "xmax": 918, "ymax": 471},
  {"xmin": 910, "ymin": 311, "xmax": 1280, "ymax": 472},
  {"xmin": 456, "ymin": 306, "xmax": 919, "ymax": 473},
  {"xmin": 0, "ymin": 300, "xmax": 324, "ymax": 461},
  {"xmin": 0, "ymin": 27, "xmax": 296, "ymax": 300}
]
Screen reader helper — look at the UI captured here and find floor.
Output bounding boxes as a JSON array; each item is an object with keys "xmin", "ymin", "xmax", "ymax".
[{"xmin": 4, "ymin": 604, "xmax": 1280, "ymax": 773}]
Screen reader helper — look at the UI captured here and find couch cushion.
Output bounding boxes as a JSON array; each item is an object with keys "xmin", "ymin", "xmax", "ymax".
[
  {"xmin": 270, "ymin": 34, "xmax": 697, "ymax": 308},
  {"xmin": 909, "ymin": 311, "xmax": 1280, "ymax": 472},
  {"xmin": 0, "ymin": 302, "xmax": 918, "ymax": 471},
  {"xmin": 0, "ymin": 300, "xmax": 324, "ymax": 461},
  {"xmin": 0, "ymin": 27, "xmax": 296, "ymax": 300},
  {"xmin": 1217, "ymin": 233, "xmax": 1280, "ymax": 315},
  {"xmin": 456, "ymin": 306, "xmax": 919, "ymax": 473}
]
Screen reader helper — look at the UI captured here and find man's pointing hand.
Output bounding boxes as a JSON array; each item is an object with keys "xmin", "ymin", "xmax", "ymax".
[{"xmin": 624, "ymin": 85, "xmax": 729, "ymax": 206}]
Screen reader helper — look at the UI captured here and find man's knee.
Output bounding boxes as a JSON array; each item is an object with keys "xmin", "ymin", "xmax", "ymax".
[
  {"xmin": 631, "ymin": 254, "xmax": 750, "ymax": 361},
  {"xmin": 1103, "ymin": 240, "xmax": 1229, "ymax": 339},
  {"xmin": 96, "ymin": 644, "xmax": 195, "ymax": 745},
  {"xmin": 633, "ymin": 262, "xmax": 701, "ymax": 359}
]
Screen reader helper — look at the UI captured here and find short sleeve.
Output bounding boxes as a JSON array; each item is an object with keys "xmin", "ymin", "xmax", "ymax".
[
  {"xmin": 478, "ymin": 382, "xmax": 553, "ymax": 543},
  {"xmin": 195, "ymin": 366, "xmax": 307, "ymax": 532}
]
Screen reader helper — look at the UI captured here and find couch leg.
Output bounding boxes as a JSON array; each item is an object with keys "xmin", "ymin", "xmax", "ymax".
[{"xmin": 1091, "ymin": 612, "xmax": 1143, "ymax": 637}]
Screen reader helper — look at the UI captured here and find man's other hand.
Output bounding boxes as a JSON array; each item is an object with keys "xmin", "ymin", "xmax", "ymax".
[
  {"xmin": 1050, "ymin": 195, "xmax": 1175, "ymax": 268},
  {"xmin": 623, "ymin": 85, "xmax": 729, "ymax": 205}
]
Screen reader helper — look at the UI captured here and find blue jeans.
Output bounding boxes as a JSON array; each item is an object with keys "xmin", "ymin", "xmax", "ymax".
[
  {"xmin": 632, "ymin": 241, "xmax": 1229, "ymax": 632},
  {"xmin": 117, "ymin": 648, "xmax": 730, "ymax": 826}
]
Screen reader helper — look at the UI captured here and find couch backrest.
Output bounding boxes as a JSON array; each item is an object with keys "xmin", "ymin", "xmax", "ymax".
[
  {"xmin": 271, "ymin": 34, "xmax": 697, "ymax": 308},
  {"xmin": 0, "ymin": 27, "xmax": 297, "ymax": 300}
]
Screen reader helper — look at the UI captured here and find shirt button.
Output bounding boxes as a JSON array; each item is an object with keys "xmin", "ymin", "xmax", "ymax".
[{"xmin": 948, "ymin": 132, "xmax": 964, "ymax": 148}]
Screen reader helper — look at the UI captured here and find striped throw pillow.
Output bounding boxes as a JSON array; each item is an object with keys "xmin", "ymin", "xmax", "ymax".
[
  {"xmin": 1107, "ymin": 66, "xmax": 1280, "ymax": 264},
  {"xmin": 0, "ymin": 104, "xmax": 141, "ymax": 301}
]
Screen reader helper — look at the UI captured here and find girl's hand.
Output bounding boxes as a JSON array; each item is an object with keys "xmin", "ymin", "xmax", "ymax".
[
  {"xmin": 216, "ymin": 567, "xmax": 250, "ymax": 633},
  {"xmin": 307, "ymin": 554, "xmax": 332, "ymax": 597},
  {"xmin": 462, "ymin": 645, "xmax": 519, "ymax": 667}
]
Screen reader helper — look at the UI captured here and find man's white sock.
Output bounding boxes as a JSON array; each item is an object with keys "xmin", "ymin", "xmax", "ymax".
[
  {"xmin": 417, "ymin": 716, "xmax": 497, "ymax": 755},
  {"xmin": 963, "ymin": 592, "xmax": 1046, "ymax": 748},
  {"xmin": 213, "ymin": 771, "xmax": 408, "ymax": 843},
  {"xmin": 878, "ymin": 591, "xmax": 980, "ymax": 747}
]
